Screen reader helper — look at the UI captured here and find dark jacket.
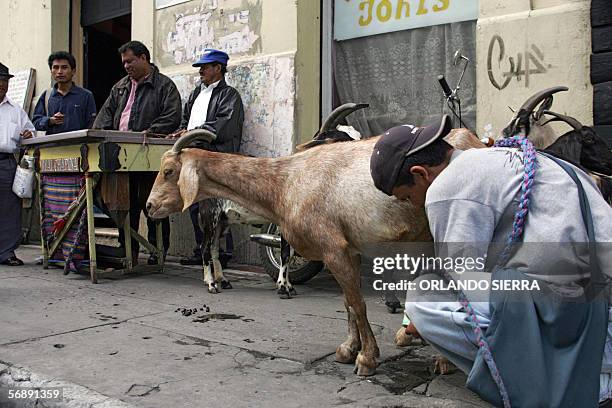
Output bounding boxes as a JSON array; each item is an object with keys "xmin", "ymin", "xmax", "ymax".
[
  {"xmin": 180, "ymin": 78, "xmax": 244, "ymax": 153},
  {"xmin": 93, "ymin": 65, "xmax": 181, "ymax": 134}
]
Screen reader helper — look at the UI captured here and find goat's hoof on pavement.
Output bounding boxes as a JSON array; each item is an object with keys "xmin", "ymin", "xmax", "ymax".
[
  {"xmin": 335, "ymin": 343, "xmax": 358, "ymax": 364},
  {"xmin": 277, "ymin": 286, "xmax": 296, "ymax": 299},
  {"xmin": 354, "ymin": 353, "xmax": 377, "ymax": 376},
  {"xmin": 384, "ymin": 298, "xmax": 401, "ymax": 314},
  {"xmin": 221, "ymin": 280, "xmax": 233, "ymax": 290},
  {"xmin": 434, "ymin": 356, "xmax": 455, "ymax": 375},
  {"xmin": 207, "ymin": 284, "xmax": 220, "ymax": 294},
  {"xmin": 394, "ymin": 326, "xmax": 413, "ymax": 347}
]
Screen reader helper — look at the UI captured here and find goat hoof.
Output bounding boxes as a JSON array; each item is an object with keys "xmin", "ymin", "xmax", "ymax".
[
  {"xmin": 207, "ymin": 284, "xmax": 220, "ymax": 294},
  {"xmin": 221, "ymin": 280, "xmax": 233, "ymax": 290},
  {"xmin": 277, "ymin": 286, "xmax": 293, "ymax": 299},
  {"xmin": 394, "ymin": 326, "xmax": 413, "ymax": 347},
  {"xmin": 289, "ymin": 287, "xmax": 297, "ymax": 296},
  {"xmin": 335, "ymin": 343, "xmax": 358, "ymax": 364},
  {"xmin": 355, "ymin": 353, "xmax": 377, "ymax": 376},
  {"xmin": 434, "ymin": 356, "xmax": 455, "ymax": 375}
]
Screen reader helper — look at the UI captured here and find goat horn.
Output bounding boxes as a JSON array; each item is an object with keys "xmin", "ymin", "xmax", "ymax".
[
  {"xmin": 517, "ymin": 86, "xmax": 568, "ymax": 115},
  {"xmin": 319, "ymin": 103, "xmax": 369, "ymax": 133},
  {"xmin": 503, "ymin": 86, "xmax": 569, "ymax": 137},
  {"xmin": 542, "ymin": 110, "xmax": 583, "ymax": 131},
  {"xmin": 172, "ymin": 129, "xmax": 217, "ymax": 153}
]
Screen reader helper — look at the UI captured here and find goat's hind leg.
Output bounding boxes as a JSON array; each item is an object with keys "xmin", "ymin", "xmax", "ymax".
[
  {"xmin": 277, "ymin": 236, "xmax": 297, "ymax": 298},
  {"xmin": 336, "ymin": 303, "xmax": 360, "ymax": 364},
  {"xmin": 212, "ymin": 221, "xmax": 232, "ymax": 290},
  {"xmin": 202, "ymin": 246, "xmax": 220, "ymax": 294}
]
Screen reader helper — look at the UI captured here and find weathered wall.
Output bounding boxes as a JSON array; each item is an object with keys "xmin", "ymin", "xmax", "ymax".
[
  {"xmin": 2, "ymin": 0, "xmax": 70, "ymax": 112},
  {"xmin": 477, "ymin": 0, "xmax": 592, "ymax": 139}
]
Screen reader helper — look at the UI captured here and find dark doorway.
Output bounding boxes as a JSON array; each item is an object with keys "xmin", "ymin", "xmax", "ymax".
[{"xmin": 82, "ymin": 5, "xmax": 131, "ymax": 110}]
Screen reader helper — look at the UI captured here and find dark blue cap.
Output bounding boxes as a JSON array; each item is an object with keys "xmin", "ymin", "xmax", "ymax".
[
  {"xmin": 370, "ymin": 115, "xmax": 452, "ymax": 195},
  {"xmin": 193, "ymin": 49, "xmax": 229, "ymax": 67}
]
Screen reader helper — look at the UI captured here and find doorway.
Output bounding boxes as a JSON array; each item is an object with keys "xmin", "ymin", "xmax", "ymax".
[{"xmin": 81, "ymin": 1, "xmax": 131, "ymax": 110}]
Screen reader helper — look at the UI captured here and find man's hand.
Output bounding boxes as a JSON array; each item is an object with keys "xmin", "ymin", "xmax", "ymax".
[
  {"xmin": 166, "ymin": 129, "xmax": 187, "ymax": 139},
  {"xmin": 20, "ymin": 130, "xmax": 33, "ymax": 139},
  {"xmin": 49, "ymin": 112, "xmax": 64, "ymax": 126}
]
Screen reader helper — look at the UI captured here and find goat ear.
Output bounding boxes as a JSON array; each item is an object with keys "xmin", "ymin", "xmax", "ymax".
[{"xmin": 177, "ymin": 159, "xmax": 200, "ymax": 211}]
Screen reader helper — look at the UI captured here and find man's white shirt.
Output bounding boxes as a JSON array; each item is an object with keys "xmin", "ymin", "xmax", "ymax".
[
  {"xmin": 0, "ymin": 96, "xmax": 35, "ymax": 153},
  {"xmin": 187, "ymin": 80, "xmax": 220, "ymax": 131}
]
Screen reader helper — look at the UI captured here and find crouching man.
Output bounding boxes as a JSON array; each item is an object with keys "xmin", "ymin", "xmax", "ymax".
[{"xmin": 369, "ymin": 115, "xmax": 612, "ymax": 407}]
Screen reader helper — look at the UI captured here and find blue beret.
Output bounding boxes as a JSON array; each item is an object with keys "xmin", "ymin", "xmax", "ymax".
[{"xmin": 193, "ymin": 49, "xmax": 229, "ymax": 67}]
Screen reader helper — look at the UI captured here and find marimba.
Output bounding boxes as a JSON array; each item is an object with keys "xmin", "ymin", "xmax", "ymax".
[{"xmin": 22, "ymin": 130, "xmax": 174, "ymax": 283}]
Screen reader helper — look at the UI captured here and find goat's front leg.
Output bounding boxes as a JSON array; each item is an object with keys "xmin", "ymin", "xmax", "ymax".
[
  {"xmin": 277, "ymin": 236, "xmax": 296, "ymax": 298},
  {"xmin": 326, "ymin": 250, "xmax": 379, "ymax": 376}
]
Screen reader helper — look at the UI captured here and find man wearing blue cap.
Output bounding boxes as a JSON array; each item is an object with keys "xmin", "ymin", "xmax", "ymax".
[{"xmin": 169, "ymin": 48, "xmax": 244, "ymax": 265}]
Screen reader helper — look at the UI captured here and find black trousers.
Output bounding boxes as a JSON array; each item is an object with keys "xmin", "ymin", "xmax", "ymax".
[
  {"xmin": 117, "ymin": 173, "xmax": 170, "ymax": 254},
  {"xmin": 0, "ymin": 156, "xmax": 20, "ymax": 262}
]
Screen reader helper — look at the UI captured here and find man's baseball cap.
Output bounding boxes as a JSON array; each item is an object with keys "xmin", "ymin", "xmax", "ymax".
[
  {"xmin": 193, "ymin": 49, "xmax": 229, "ymax": 67},
  {"xmin": 370, "ymin": 114, "xmax": 452, "ymax": 195}
]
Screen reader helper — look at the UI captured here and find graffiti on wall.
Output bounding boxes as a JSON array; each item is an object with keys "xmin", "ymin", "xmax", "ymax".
[
  {"xmin": 156, "ymin": 0, "xmax": 262, "ymax": 67},
  {"xmin": 169, "ymin": 53, "xmax": 295, "ymax": 158},
  {"xmin": 487, "ymin": 35, "xmax": 552, "ymax": 90}
]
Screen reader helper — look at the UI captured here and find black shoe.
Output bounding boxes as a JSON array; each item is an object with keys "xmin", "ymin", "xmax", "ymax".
[
  {"xmin": 180, "ymin": 254, "xmax": 202, "ymax": 265},
  {"xmin": 600, "ymin": 399, "xmax": 612, "ymax": 408},
  {"xmin": 1, "ymin": 256, "xmax": 24, "ymax": 266},
  {"xmin": 147, "ymin": 253, "xmax": 158, "ymax": 265}
]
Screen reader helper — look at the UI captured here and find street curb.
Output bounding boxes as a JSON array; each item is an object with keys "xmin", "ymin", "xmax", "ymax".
[{"xmin": 0, "ymin": 362, "xmax": 136, "ymax": 408}]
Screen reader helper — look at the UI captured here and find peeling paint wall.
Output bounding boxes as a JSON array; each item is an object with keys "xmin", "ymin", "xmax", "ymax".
[
  {"xmin": 155, "ymin": 0, "xmax": 263, "ymax": 68},
  {"xmin": 154, "ymin": 0, "xmax": 301, "ymax": 158},
  {"xmin": 476, "ymin": 1, "xmax": 592, "ymax": 139}
]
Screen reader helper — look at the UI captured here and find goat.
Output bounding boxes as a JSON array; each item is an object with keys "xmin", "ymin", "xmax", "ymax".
[{"xmin": 145, "ymin": 120, "xmax": 488, "ymax": 376}]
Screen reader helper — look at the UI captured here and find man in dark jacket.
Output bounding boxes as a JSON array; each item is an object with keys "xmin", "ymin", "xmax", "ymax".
[
  {"xmin": 93, "ymin": 41, "xmax": 182, "ymax": 264},
  {"xmin": 169, "ymin": 48, "xmax": 244, "ymax": 265}
]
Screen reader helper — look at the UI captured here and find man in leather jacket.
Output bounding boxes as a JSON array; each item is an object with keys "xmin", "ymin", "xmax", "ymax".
[
  {"xmin": 169, "ymin": 48, "xmax": 244, "ymax": 265},
  {"xmin": 93, "ymin": 41, "xmax": 182, "ymax": 264}
]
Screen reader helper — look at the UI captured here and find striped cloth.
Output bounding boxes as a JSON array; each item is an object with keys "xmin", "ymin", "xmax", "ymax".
[{"xmin": 41, "ymin": 175, "xmax": 87, "ymax": 268}]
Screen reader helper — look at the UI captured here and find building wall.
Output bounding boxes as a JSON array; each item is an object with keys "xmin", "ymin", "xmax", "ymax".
[
  {"xmin": 476, "ymin": 0, "xmax": 592, "ymax": 138},
  {"xmin": 2, "ymin": 0, "xmax": 70, "ymax": 112}
]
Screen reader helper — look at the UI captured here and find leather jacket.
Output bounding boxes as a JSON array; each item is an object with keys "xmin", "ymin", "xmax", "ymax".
[
  {"xmin": 180, "ymin": 78, "xmax": 244, "ymax": 153},
  {"xmin": 93, "ymin": 65, "xmax": 182, "ymax": 134}
]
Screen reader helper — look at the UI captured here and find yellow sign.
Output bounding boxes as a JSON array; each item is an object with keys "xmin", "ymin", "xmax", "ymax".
[{"xmin": 334, "ymin": 0, "xmax": 478, "ymax": 40}]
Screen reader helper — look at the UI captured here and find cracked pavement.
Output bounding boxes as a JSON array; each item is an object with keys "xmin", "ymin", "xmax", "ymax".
[{"xmin": 0, "ymin": 246, "xmax": 491, "ymax": 407}]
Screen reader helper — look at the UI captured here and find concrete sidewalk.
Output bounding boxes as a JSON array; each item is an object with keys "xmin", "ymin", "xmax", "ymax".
[{"xmin": 0, "ymin": 245, "xmax": 490, "ymax": 408}]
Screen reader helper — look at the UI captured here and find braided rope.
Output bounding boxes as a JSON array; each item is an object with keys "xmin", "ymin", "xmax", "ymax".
[{"xmin": 493, "ymin": 135, "xmax": 538, "ymax": 265}]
